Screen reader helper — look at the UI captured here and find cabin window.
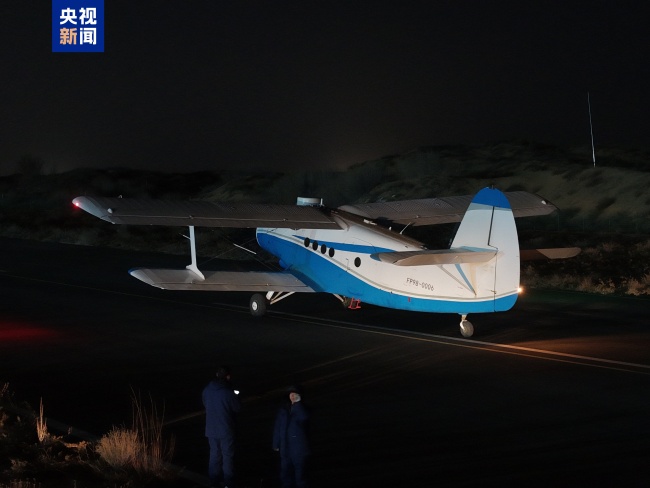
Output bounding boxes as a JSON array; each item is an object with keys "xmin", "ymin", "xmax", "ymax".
[
  {"xmin": 354, "ymin": 257, "xmax": 361, "ymax": 267},
  {"xmin": 320, "ymin": 244, "xmax": 327, "ymax": 254},
  {"xmin": 312, "ymin": 241, "xmax": 318, "ymax": 251},
  {"xmin": 328, "ymin": 248, "xmax": 335, "ymax": 257},
  {"xmin": 304, "ymin": 238, "xmax": 310, "ymax": 247}
]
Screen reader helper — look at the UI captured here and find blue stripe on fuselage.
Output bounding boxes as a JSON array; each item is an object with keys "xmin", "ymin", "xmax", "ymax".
[{"xmin": 257, "ymin": 232, "xmax": 518, "ymax": 314}]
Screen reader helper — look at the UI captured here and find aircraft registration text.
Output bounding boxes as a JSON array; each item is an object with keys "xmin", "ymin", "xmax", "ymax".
[{"xmin": 406, "ymin": 277, "xmax": 435, "ymax": 291}]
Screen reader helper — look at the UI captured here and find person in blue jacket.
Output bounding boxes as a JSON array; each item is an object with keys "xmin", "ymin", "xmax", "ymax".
[
  {"xmin": 272, "ymin": 385, "xmax": 311, "ymax": 488},
  {"xmin": 202, "ymin": 365, "xmax": 241, "ymax": 488}
]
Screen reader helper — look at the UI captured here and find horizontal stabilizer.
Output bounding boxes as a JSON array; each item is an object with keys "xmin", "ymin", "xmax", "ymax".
[
  {"xmin": 371, "ymin": 248, "xmax": 497, "ymax": 266},
  {"xmin": 72, "ymin": 196, "xmax": 341, "ymax": 229},
  {"xmin": 520, "ymin": 247, "xmax": 581, "ymax": 261},
  {"xmin": 129, "ymin": 268, "xmax": 315, "ymax": 292},
  {"xmin": 340, "ymin": 191, "xmax": 556, "ymax": 226}
]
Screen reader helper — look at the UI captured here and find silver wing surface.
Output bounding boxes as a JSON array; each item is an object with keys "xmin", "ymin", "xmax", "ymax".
[
  {"xmin": 338, "ymin": 191, "xmax": 556, "ymax": 226},
  {"xmin": 73, "ymin": 196, "xmax": 341, "ymax": 229},
  {"xmin": 372, "ymin": 247, "xmax": 581, "ymax": 266},
  {"xmin": 130, "ymin": 268, "xmax": 315, "ymax": 292},
  {"xmin": 371, "ymin": 249, "xmax": 497, "ymax": 266},
  {"xmin": 73, "ymin": 191, "xmax": 553, "ymax": 229},
  {"xmin": 520, "ymin": 248, "xmax": 581, "ymax": 261}
]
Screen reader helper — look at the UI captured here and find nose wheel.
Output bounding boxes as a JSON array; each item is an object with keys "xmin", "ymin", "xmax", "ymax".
[{"xmin": 460, "ymin": 315, "xmax": 474, "ymax": 338}]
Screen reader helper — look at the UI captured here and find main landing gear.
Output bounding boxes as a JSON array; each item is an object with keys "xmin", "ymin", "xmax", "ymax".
[
  {"xmin": 249, "ymin": 294, "xmax": 267, "ymax": 317},
  {"xmin": 251, "ymin": 293, "xmax": 476, "ymax": 339},
  {"xmin": 249, "ymin": 291, "xmax": 296, "ymax": 317},
  {"xmin": 460, "ymin": 314, "xmax": 474, "ymax": 338}
]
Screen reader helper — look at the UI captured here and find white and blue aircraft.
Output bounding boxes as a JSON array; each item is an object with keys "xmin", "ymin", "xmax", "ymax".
[{"xmin": 73, "ymin": 187, "xmax": 578, "ymax": 337}]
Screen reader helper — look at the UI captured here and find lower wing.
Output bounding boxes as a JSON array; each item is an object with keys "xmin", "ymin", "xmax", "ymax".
[
  {"xmin": 520, "ymin": 248, "xmax": 581, "ymax": 261},
  {"xmin": 129, "ymin": 268, "xmax": 315, "ymax": 292}
]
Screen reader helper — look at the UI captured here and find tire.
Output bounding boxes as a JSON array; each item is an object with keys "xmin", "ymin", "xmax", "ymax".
[
  {"xmin": 250, "ymin": 293, "xmax": 267, "ymax": 317},
  {"xmin": 460, "ymin": 320, "xmax": 474, "ymax": 338}
]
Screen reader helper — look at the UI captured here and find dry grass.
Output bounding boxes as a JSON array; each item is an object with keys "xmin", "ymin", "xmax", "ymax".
[
  {"xmin": 0, "ymin": 481, "xmax": 42, "ymax": 488},
  {"xmin": 35, "ymin": 400, "xmax": 47, "ymax": 445},
  {"xmin": 96, "ymin": 427, "xmax": 139, "ymax": 468},
  {"xmin": 96, "ymin": 389, "xmax": 175, "ymax": 478},
  {"xmin": 1, "ymin": 385, "xmax": 178, "ymax": 487},
  {"xmin": 624, "ymin": 273, "xmax": 650, "ymax": 296}
]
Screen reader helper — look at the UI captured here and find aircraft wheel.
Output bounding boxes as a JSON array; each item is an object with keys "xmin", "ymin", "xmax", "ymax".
[
  {"xmin": 250, "ymin": 293, "xmax": 267, "ymax": 317},
  {"xmin": 460, "ymin": 320, "xmax": 474, "ymax": 338}
]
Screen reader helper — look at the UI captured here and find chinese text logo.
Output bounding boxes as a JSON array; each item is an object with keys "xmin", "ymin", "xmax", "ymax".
[{"xmin": 52, "ymin": 0, "xmax": 104, "ymax": 52}]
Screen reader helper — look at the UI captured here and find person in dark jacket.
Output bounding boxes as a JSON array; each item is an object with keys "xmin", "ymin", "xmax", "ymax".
[
  {"xmin": 272, "ymin": 385, "xmax": 311, "ymax": 488},
  {"xmin": 202, "ymin": 365, "xmax": 241, "ymax": 488}
]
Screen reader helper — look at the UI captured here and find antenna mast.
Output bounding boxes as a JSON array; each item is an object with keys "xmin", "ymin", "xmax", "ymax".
[{"xmin": 587, "ymin": 91, "xmax": 596, "ymax": 167}]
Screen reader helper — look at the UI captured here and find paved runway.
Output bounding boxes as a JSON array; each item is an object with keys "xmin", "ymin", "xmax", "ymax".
[{"xmin": 1, "ymin": 237, "xmax": 649, "ymax": 487}]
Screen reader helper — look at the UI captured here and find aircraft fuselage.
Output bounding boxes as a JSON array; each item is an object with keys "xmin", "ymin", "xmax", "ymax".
[{"xmin": 257, "ymin": 211, "xmax": 518, "ymax": 315}]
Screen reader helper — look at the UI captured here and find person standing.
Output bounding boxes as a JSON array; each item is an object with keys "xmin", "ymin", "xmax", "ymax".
[
  {"xmin": 203, "ymin": 365, "xmax": 241, "ymax": 488},
  {"xmin": 272, "ymin": 385, "xmax": 311, "ymax": 488}
]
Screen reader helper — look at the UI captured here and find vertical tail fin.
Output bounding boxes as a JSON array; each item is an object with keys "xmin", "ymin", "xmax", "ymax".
[{"xmin": 450, "ymin": 187, "xmax": 520, "ymax": 311}]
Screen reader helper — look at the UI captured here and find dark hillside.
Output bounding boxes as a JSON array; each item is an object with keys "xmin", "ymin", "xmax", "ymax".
[{"xmin": 1, "ymin": 142, "xmax": 648, "ymax": 295}]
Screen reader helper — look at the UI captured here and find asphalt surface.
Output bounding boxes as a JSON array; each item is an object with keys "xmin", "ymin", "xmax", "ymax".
[{"xmin": 1, "ymin": 237, "xmax": 650, "ymax": 487}]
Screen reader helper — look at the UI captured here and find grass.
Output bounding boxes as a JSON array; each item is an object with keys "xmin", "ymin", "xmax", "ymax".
[
  {"xmin": 105, "ymin": 389, "xmax": 176, "ymax": 476},
  {"xmin": 0, "ymin": 384, "xmax": 181, "ymax": 488},
  {"xmin": 96, "ymin": 428, "xmax": 139, "ymax": 469},
  {"xmin": 1, "ymin": 481, "xmax": 47, "ymax": 488}
]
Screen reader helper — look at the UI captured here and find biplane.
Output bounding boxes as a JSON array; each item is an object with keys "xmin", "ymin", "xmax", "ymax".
[{"xmin": 73, "ymin": 187, "xmax": 578, "ymax": 337}]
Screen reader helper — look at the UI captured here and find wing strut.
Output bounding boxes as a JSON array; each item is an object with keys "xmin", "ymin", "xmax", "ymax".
[
  {"xmin": 185, "ymin": 226, "xmax": 205, "ymax": 280},
  {"xmin": 266, "ymin": 291, "xmax": 295, "ymax": 305}
]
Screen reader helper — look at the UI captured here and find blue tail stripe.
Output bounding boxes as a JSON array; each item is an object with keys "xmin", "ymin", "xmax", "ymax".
[{"xmin": 472, "ymin": 187, "xmax": 511, "ymax": 209}]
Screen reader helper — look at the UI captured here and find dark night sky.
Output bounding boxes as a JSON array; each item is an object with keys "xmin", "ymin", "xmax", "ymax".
[{"xmin": 2, "ymin": 1, "xmax": 649, "ymax": 175}]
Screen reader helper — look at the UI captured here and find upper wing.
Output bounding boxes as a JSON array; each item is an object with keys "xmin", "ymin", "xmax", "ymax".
[
  {"xmin": 339, "ymin": 191, "xmax": 556, "ymax": 226},
  {"xmin": 130, "ymin": 268, "xmax": 316, "ymax": 292},
  {"xmin": 72, "ymin": 196, "xmax": 342, "ymax": 229},
  {"xmin": 73, "ymin": 190, "xmax": 554, "ymax": 229}
]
